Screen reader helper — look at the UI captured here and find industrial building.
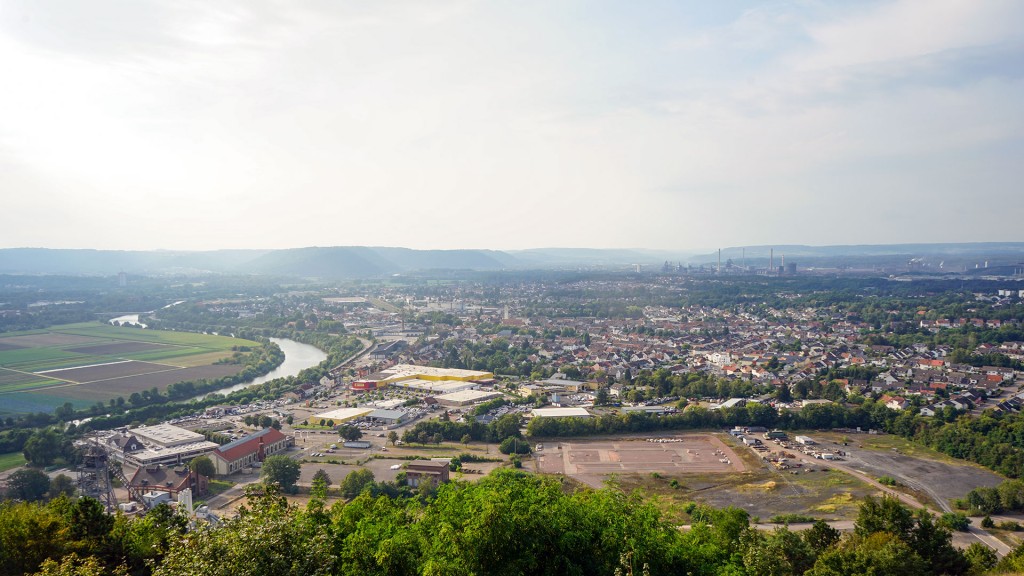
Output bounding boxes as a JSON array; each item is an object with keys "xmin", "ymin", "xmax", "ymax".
[
  {"xmin": 313, "ymin": 407, "xmax": 374, "ymax": 424},
  {"xmin": 128, "ymin": 463, "xmax": 207, "ymax": 499},
  {"xmin": 210, "ymin": 427, "xmax": 291, "ymax": 475},
  {"xmin": 370, "ymin": 340, "xmax": 408, "ymax": 360},
  {"xmin": 109, "ymin": 424, "xmax": 218, "ymax": 467},
  {"xmin": 352, "ymin": 364, "xmax": 493, "ymax": 394},
  {"xmin": 365, "ymin": 409, "xmax": 409, "ymax": 427},
  {"xmin": 405, "ymin": 460, "xmax": 450, "ymax": 487},
  {"xmin": 530, "ymin": 407, "xmax": 592, "ymax": 418},
  {"xmin": 435, "ymin": 389, "xmax": 503, "ymax": 407}
]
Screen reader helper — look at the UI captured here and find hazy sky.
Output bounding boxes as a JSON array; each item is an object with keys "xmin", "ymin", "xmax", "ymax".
[{"xmin": 1, "ymin": 1, "xmax": 1022, "ymax": 252}]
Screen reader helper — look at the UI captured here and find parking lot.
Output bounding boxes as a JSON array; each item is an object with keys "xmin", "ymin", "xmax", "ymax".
[{"xmin": 537, "ymin": 434, "xmax": 744, "ymax": 487}]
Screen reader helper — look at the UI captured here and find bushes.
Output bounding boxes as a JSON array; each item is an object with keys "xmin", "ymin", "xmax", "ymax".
[
  {"xmin": 938, "ymin": 512, "xmax": 970, "ymax": 532},
  {"xmin": 771, "ymin": 514, "xmax": 818, "ymax": 524},
  {"xmin": 499, "ymin": 436, "xmax": 531, "ymax": 455}
]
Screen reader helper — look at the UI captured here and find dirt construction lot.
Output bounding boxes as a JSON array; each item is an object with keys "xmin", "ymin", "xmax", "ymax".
[{"xmin": 538, "ymin": 435, "xmax": 744, "ymax": 487}]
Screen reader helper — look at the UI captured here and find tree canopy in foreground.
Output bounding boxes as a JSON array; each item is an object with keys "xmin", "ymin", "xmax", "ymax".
[{"xmin": 2, "ymin": 470, "xmax": 1023, "ymax": 576}]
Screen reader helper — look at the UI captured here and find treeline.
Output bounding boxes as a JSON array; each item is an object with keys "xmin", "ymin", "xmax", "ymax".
[
  {"xmin": 402, "ymin": 413, "xmax": 524, "ymax": 445},
  {"xmin": 438, "ymin": 337, "xmax": 539, "ymax": 377},
  {"xmin": 147, "ymin": 294, "xmax": 349, "ymax": 336},
  {"xmin": 962, "ymin": 479, "xmax": 1024, "ymax": 515},
  {"xmin": 632, "ymin": 368, "xmax": 768, "ymax": 400},
  {"xmin": 4, "ymin": 470, "xmax": 1016, "ymax": 576}
]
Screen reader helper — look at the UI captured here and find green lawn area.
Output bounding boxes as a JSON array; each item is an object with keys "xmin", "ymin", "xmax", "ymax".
[
  {"xmin": 206, "ymin": 479, "xmax": 235, "ymax": 497},
  {"xmin": 0, "ymin": 451, "xmax": 26, "ymax": 473}
]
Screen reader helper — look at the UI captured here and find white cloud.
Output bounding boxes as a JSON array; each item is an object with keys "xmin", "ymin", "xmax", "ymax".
[{"xmin": 0, "ymin": 1, "xmax": 1021, "ymax": 251}]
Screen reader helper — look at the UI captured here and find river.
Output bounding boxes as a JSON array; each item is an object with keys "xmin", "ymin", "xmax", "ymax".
[
  {"xmin": 109, "ymin": 313, "xmax": 147, "ymax": 328},
  {"xmin": 104, "ymin": 313, "xmax": 329, "ymax": 401},
  {"xmin": 108, "ymin": 302, "xmax": 185, "ymax": 328},
  {"xmin": 205, "ymin": 337, "xmax": 328, "ymax": 397}
]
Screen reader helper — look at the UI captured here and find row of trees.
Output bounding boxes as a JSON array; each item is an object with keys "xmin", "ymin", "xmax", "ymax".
[{"xmin": 401, "ymin": 413, "xmax": 524, "ymax": 446}]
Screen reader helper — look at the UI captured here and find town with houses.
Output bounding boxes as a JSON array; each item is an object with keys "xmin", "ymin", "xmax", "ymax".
[{"xmin": 4, "ymin": 270, "xmax": 1024, "ymax": 569}]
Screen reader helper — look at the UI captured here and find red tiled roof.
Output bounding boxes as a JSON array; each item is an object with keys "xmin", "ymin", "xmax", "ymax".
[{"xmin": 212, "ymin": 427, "xmax": 286, "ymax": 463}]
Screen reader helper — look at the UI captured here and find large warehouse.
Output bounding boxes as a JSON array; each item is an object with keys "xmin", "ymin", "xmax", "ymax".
[
  {"xmin": 531, "ymin": 407, "xmax": 592, "ymax": 419},
  {"xmin": 435, "ymin": 389, "xmax": 503, "ymax": 407},
  {"xmin": 352, "ymin": 364, "xmax": 493, "ymax": 394},
  {"xmin": 313, "ymin": 407, "xmax": 374, "ymax": 424},
  {"xmin": 111, "ymin": 424, "xmax": 219, "ymax": 467}
]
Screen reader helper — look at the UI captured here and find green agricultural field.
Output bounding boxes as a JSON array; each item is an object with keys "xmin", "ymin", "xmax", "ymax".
[
  {"xmin": 48, "ymin": 323, "xmax": 256, "ymax": 349},
  {"xmin": 0, "ymin": 451, "xmax": 26, "ymax": 473},
  {"xmin": 117, "ymin": 347, "xmax": 212, "ymax": 363},
  {"xmin": 0, "ymin": 347, "xmax": 89, "ymax": 369},
  {"xmin": 0, "ymin": 391, "xmax": 92, "ymax": 418},
  {"xmin": 12, "ymin": 356, "xmax": 110, "ymax": 374},
  {"xmin": 0, "ymin": 378, "xmax": 65, "ymax": 394},
  {"xmin": 0, "ymin": 322, "xmax": 261, "ymax": 415}
]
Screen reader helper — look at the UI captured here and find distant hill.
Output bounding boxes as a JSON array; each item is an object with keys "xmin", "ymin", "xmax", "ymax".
[
  {"xmin": 0, "ymin": 243, "xmax": 1020, "ymax": 278},
  {"xmin": 0, "ymin": 248, "xmax": 268, "ymax": 276},
  {"xmin": 239, "ymin": 247, "xmax": 517, "ymax": 278},
  {"xmin": 0, "ymin": 246, "xmax": 519, "ymax": 278},
  {"xmin": 690, "ymin": 242, "xmax": 1024, "ymax": 271}
]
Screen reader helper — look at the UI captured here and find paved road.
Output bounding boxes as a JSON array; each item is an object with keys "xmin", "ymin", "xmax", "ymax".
[{"xmin": 681, "ymin": 521, "xmax": 857, "ymax": 532}]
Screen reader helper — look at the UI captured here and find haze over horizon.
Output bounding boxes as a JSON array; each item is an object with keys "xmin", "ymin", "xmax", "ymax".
[{"xmin": 2, "ymin": 1, "xmax": 1022, "ymax": 253}]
